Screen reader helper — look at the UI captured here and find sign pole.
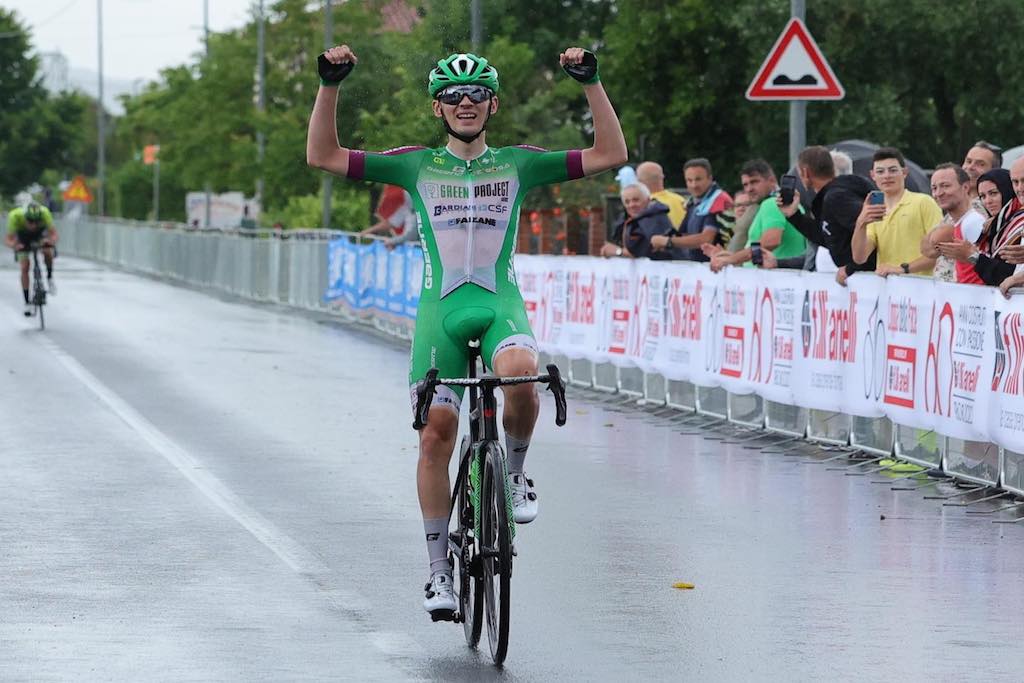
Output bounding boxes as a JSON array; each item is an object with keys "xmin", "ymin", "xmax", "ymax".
[
  {"xmin": 789, "ymin": 0, "xmax": 806, "ymax": 167},
  {"xmin": 154, "ymin": 159, "xmax": 160, "ymax": 221}
]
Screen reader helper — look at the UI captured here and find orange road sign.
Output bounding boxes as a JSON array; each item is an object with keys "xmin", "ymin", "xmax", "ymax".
[{"xmin": 62, "ymin": 175, "xmax": 94, "ymax": 203}]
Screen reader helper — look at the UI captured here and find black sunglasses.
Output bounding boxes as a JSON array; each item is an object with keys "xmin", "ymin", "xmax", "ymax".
[{"xmin": 436, "ymin": 85, "xmax": 493, "ymax": 105}]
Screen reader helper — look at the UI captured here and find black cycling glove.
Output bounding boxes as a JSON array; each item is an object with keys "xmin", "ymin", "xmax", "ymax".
[
  {"xmin": 561, "ymin": 51, "xmax": 599, "ymax": 85},
  {"xmin": 318, "ymin": 53, "xmax": 355, "ymax": 86}
]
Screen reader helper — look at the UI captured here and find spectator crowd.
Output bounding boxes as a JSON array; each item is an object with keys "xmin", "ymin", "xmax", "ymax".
[{"xmin": 600, "ymin": 141, "xmax": 1024, "ymax": 296}]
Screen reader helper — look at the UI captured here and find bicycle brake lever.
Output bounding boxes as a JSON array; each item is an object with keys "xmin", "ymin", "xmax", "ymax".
[
  {"xmin": 413, "ymin": 368, "xmax": 439, "ymax": 431},
  {"xmin": 545, "ymin": 364, "xmax": 567, "ymax": 426}
]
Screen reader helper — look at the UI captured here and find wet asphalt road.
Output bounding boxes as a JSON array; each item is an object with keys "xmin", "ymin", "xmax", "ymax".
[{"xmin": 1, "ymin": 257, "xmax": 1023, "ymax": 682}]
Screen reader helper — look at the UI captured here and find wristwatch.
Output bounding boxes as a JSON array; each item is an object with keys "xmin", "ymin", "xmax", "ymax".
[
  {"xmin": 967, "ymin": 251, "xmax": 980, "ymax": 265},
  {"xmin": 615, "ymin": 247, "xmax": 623, "ymax": 257},
  {"xmin": 900, "ymin": 263, "xmax": 910, "ymax": 274}
]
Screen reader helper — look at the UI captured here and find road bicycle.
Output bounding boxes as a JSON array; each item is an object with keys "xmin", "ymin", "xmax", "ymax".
[
  {"xmin": 412, "ymin": 341, "xmax": 567, "ymax": 665},
  {"xmin": 24, "ymin": 242, "xmax": 48, "ymax": 330}
]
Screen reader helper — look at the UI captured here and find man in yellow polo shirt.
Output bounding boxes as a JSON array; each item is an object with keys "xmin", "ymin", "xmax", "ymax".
[
  {"xmin": 851, "ymin": 146, "xmax": 942, "ymax": 276},
  {"xmin": 636, "ymin": 161, "xmax": 686, "ymax": 229}
]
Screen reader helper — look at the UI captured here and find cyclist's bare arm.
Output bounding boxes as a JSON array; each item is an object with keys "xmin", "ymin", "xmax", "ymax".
[
  {"xmin": 557, "ymin": 48, "xmax": 627, "ymax": 177},
  {"xmin": 306, "ymin": 44, "xmax": 359, "ymax": 177}
]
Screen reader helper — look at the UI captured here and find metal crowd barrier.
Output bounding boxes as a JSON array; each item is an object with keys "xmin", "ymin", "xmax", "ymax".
[{"xmin": 58, "ymin": 217, "xmax": 1020, "ymax": 499}]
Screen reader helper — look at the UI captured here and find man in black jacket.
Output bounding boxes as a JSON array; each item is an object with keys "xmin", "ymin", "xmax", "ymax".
[{"xmin": 778, "ymin": 146, "xmax": 877, "ymax": 285}]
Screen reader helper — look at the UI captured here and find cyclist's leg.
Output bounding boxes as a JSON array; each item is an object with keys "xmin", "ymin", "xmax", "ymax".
[
  {"xmin": 410, "ymin": 300, "xmax": 472, "ymax": 591},
  {"xmin": 42, "ymin": 246, "xmax": 55, "ymax": 278},
  {"xmin": 482, "ymin": 295, "xmax": 540, "ymax": 467},
  {"xmin": 482, "ymin": 296, "xmax": 541, "ymax": 523},
  {"xmin": 18, "ymin": 253, "xmax": 30, "ymax": 302}
]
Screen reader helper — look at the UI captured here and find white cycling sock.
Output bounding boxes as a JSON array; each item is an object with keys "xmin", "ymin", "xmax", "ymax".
[
  {"xmin": 505, "ymin": 434, "xmax": 530, "ymax": 474},
  {"xmin": 423, "ymin": 517, "xmax": 450, "ymax": 574}
]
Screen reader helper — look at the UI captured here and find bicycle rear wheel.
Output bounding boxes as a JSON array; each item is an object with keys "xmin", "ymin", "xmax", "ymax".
[
  {"xmin": 452, "ymin": 438, "xmax": 482, "ymax": 647},
  {"xmin": 480, "ymin": 441, "xmax": 512, "ymax": 665}
]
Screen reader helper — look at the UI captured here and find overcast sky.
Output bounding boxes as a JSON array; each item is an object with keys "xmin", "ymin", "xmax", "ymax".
[{"xmin": 5, "ymin": 0, "xmax": 256, "ymax": 82}]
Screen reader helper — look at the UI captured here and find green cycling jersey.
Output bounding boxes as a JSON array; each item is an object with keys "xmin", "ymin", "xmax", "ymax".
[
  {"xmin": 347, "ymin": 144, "xmax": 584, "ymax": 410},
  {"xmin": 7, "ymin": 205, "xmax": 55, "ymax": 235}
]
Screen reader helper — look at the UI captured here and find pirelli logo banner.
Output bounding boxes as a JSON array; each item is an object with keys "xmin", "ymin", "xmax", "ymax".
[
  {"xmin": 323, "ymin": 244, "xmax": 1024, "ymax": 451},
  {"xmin": 514, "ymin": 256, "xmax": 1024, "ymax": 452}
]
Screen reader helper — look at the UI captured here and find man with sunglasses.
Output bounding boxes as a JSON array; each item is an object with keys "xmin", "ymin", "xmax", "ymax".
[{"xmin": 307, "ymin": 45, "xmax": 627, "ymax": 620}]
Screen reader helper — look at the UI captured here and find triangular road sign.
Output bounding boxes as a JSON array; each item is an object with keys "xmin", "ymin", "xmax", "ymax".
[
  {"xmin": 62, "ymin": 175, "xmax": 94, "ymax": 203},
  {"xmin": 746, "ymin": 18, "xmax": 844, "ymax": 101}
]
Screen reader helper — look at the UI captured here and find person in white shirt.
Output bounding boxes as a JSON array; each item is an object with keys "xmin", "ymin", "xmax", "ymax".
[{"xmin": 921, "ymin": 163, "xmax": 986, "ymax": 284}]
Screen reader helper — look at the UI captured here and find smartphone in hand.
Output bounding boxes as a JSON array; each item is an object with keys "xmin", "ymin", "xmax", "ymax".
[
  {"xmin": 750, "ymin": 241, "xmax": 763, "ymax": 266},
  {"xmin": 779, "ymin": 174, "xmax": 798, "ymax": 205},
  {"xmin": 868, "ymin": 190, "xmax": 885, "ymax": 205}
]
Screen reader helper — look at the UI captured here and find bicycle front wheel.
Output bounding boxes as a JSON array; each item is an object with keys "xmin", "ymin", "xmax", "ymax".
[
  {"xmin": 452, "ymin": 438, "xmax": 482, "ymax": 648},
  {"xmin": 480, "ymin": 441, "xmax": 512, "ymax": 665}
]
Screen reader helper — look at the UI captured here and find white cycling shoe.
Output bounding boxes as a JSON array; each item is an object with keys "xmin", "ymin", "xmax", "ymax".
[
  {"xmin": 23, "ymin": 303, "xmax": 32, "ymax": 317},
  {"xmin": 509, "ymin": 473, "xmax": 539, "ymax": 524},
  {"xmin": 423, "ymin": 571, "xmax": 457, "ymax": 621},
  {"xmin": 47, "ymin": 277, "xmax": 56, "ymax": 295}
]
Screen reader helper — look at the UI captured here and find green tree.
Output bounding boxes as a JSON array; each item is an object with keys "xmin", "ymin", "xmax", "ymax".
[{"xmin": 0, "ymin": 9, "xmax": 89, "ymax": 198}]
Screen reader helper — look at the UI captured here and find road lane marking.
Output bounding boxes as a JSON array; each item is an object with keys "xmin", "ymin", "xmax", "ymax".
[
  {"xmin": 41, "ymin": 335, "xmax": 329, "ymax": 574},
  {"xmin": 40, "ymin": 335, "xmax": 429, "ymax": 665}
]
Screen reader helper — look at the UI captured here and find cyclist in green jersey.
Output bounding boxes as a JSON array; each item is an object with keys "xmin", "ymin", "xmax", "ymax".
[
  {"xmin": 307, "ymin": 44, "xmax": 626, "ymax": 618},
  {"xmin": 5, "ymin": 201, "xmax": 59, "ymax": 316}
]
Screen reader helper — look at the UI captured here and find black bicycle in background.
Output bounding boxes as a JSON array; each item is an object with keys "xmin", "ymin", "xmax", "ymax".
[
  {"xmin": 24, "ymin": 241, "xmax": 48, "ymax": 330},
  {"xmin": 413, "ymin": 341, "xmax": 567, "ymax": 665}
]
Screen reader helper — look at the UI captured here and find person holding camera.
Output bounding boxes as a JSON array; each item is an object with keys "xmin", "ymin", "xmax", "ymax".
[
  {"xmin": 704, "ymin": 159, "xmax": 805, "ymax": 272},
  {"xmin": 851, "ymin": 147, "xmax": 942, "ymax": 277},
  {"xmin": 777, "ymin": 146, "xmax": 878, "ymax": 286}
]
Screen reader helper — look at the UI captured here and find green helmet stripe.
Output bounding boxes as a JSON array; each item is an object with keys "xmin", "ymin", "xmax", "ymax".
[{"xmin": 428, "ymin": 52, "xmax": 499, "ymax": 96}]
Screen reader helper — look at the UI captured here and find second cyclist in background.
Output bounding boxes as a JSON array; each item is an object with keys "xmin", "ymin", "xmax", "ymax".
[{"xmin": 5, "ymin": 201, "xmax": 58, "ymax": 316}]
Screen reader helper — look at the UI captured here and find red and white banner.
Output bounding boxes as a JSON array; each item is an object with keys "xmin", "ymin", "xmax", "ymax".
[
  {"xmin": 990, "ymin": 293, "xmax": 1024, "ymax": 450},
  {"xmin": 516, "ymin": 255, "xmax": 1024, "ymax": 451}
]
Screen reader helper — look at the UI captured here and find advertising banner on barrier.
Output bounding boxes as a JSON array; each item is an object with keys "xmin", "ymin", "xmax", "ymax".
[
  {"xmin": 372, "ymin": 241, "xmax": 389, "ymax": 312},
  {"xmin": 517, "ymin": 255, "xmax": 543, "ymax": 334},
  {"xmin": 562, "ymin": 258, "xmax": 600, "ymax": 360},
  {"xmin": 844, "ymin": 273, "xmax": 887, "ymax": 418},
  {"xmin": 596, "ymin": 258, "xmax": 636, "ymax": 365},
  {"xmin": 405, "ymin": 246, "xmax": 423, "ymax": 319},
  {"xmin": 717, "ymin": 267, "xmax": 758, "ymax": 395},
  {"xmin": 628, "ymin": 260, "xmax": 669, "ymax": 372},
  {"xmin": 751, "ymin": 269, "xmax": 801, "ymax": 405},
  {"xmin": 650, "ymin": 264, "xmax": 715, "ymax": 384},
  {"xmin": 386, "ymin": 243, "xmax": 406, "ymax": 316},
  {"xmin": 792, "ymin": 272, "xmax": 852, "ymax": 413},
  {"xmin": 332, "ymin": 250, "xmax": 1024, "ymax": 452},
  {"xmin": 325, "ymin": 239, "xmax": 346, "ymax": 302},
  {"xmin": 534, "ymin": 256, "xmax": 567, "ymax": 351},
  {"xmin": 924, "ymin": 281, "xmax": 993, "ymax": 442},
  {"xmin": 880, "ymin": 275, "xmax": 933, "ymax": 431},
  {"xmin": 990, "ymin": 293, "xmax": 1024, "ymax": 451},
  {"xmin": 696, "ymin": 267, "xmax": 726, "ymax": 387}
]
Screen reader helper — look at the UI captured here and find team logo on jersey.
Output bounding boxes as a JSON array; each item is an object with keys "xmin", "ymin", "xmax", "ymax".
[{"xmin": 423, "ymin": 183, "xmax": 470, "ymax": 199}]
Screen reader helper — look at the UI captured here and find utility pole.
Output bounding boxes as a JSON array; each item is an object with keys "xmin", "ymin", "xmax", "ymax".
[
  {"xmin": 320, "ymin": 0, "xmax": 333, "ymax": 230},
  {"xmin": 204, "ymin": 0, "xmax": 212, "ymax": 227},
  {"xmin": 96, "ymin": 0, "xmax": 105, "ymax": 216},
  {"xmin": 154, "ymin": 157, "xmax": 160, "ymax": 221},
  {"xmin": 470, "ymin": 0, "xmax": 482, "ymax": 52},
  {"xmin": 256, "ymin": 0, "xmax": 266, "ymax": 214},
  {"xmin": 789, "ymin": 0, "xmax": 806, "ymax": 167}
]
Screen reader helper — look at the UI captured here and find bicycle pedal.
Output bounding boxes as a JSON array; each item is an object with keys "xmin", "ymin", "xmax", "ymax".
[{"xmin": 429, "ymin": 609, "xmax": 456, "ymax": 623}]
